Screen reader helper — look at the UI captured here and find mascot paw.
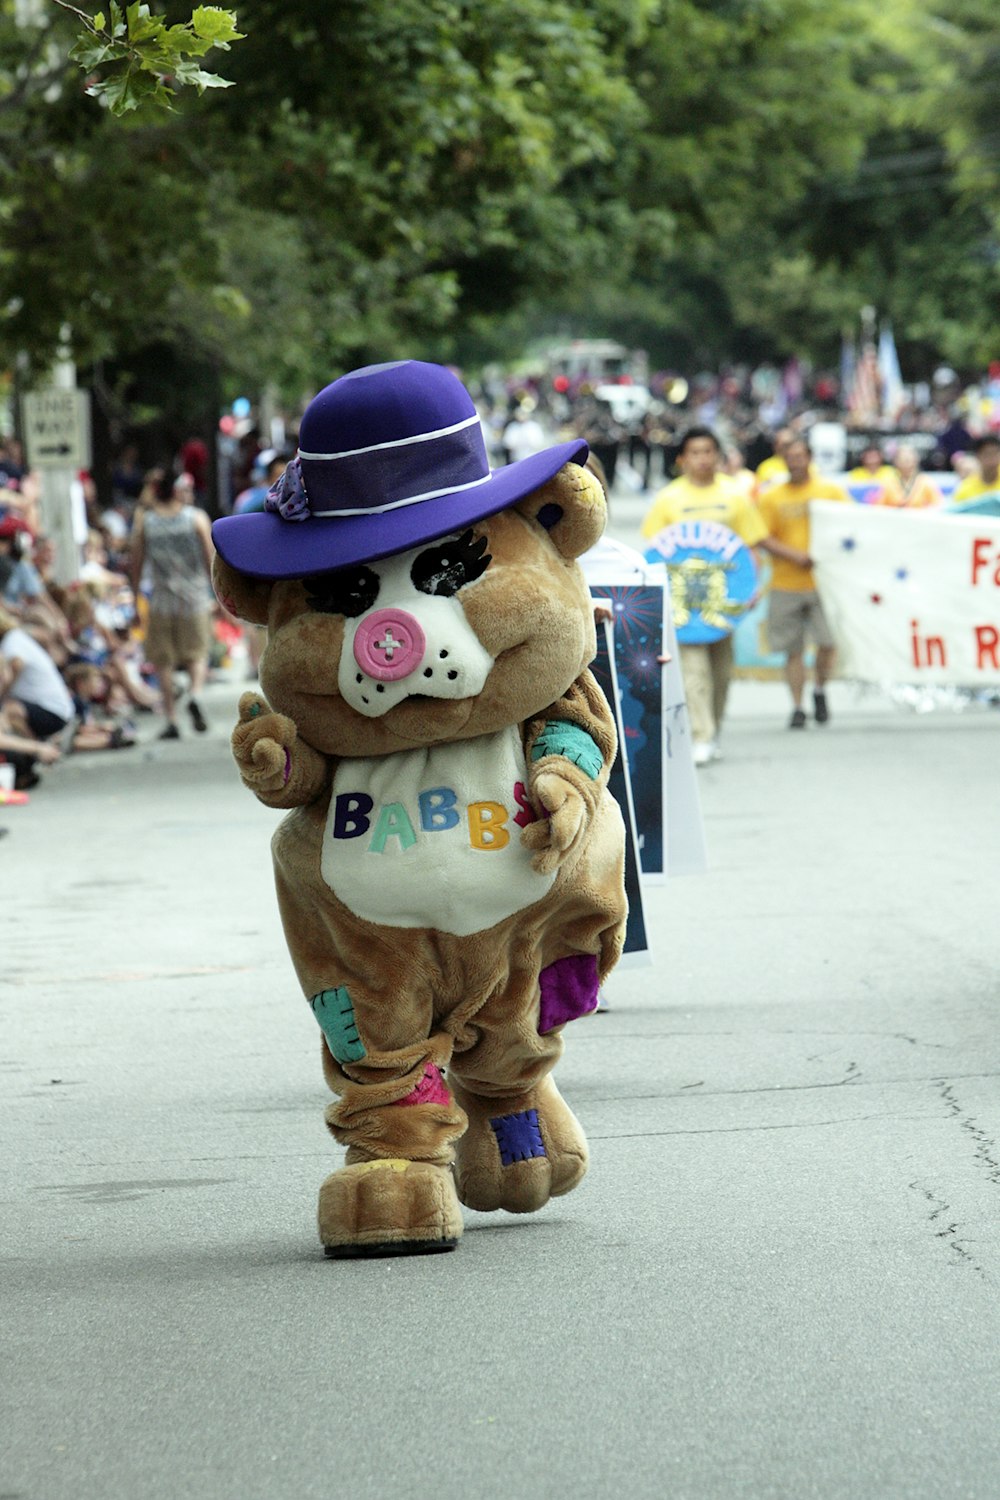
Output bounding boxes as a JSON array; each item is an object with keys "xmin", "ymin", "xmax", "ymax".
[
  {"xmin": 318, "ymin": 1159, "xmax": 463, "ymax": 1258},
  {"xmin": 450, "ymin": 1076, "xmax": 588, "ymax": 1214},
  {"xmin": 232, "ymin": 692, "xmax": 297, "ymax": 792},
  {"xmin": 520, "ymin": 771, "xmax": 588, "ymax": 875}
]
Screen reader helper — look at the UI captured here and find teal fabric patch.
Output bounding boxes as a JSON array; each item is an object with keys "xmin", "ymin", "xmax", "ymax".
[
  {"xmin": 530, "ymin": 721, "xmax": 603, "ymax": 780},
  {"xmin": 309, "ymin": 986, "xmax": 366, "ymax": 1063}
]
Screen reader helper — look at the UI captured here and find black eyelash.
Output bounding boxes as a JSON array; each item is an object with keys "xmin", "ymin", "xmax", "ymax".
[
  {"xmin": 304, "ymin": 565, "xmax": 380, "ymax": 617},
  {"xmin": 410, "ymin": 530, "xmax": 491, "ymax": 598}
]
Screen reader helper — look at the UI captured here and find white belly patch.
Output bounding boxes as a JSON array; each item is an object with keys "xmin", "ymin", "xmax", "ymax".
[{"xmin": 322, "ymin": 727, "xmax": 555, "ymax": 936}]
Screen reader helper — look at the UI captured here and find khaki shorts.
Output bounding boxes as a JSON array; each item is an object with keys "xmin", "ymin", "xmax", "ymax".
[
  {"xmin": 145, "ymin": 610, "xmax": 212, "ymax": 668},
  {"xmin": 767, "ymin": 590, "xmax": 835, "ymax": 655}
]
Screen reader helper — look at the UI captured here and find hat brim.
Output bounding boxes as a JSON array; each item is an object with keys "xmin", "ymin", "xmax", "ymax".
[{"xmin": 212, "ymin": 440, "xmax": 589, "ymax": 580}]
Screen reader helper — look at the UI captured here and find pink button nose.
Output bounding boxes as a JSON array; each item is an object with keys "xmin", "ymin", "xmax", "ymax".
[{"xmin": 353, "ymin": 608, "xmax": 426, "ymax": 681}]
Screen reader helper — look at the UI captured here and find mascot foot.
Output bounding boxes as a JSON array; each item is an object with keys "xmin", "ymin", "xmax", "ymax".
[
  {"xmin": 318, "ymin": 1158, "xmax": 463, "ymax": 1258},
  {"xmin": 450, "ymin": 1075, "xmax": 588, "ymax": 1214}
]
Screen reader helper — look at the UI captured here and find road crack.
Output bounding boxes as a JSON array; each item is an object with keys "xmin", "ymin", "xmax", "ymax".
[
  {"xmin": 909, "ymin": 1181, "xmax": 986, "ymax": 1279},
  {"xmin": 936, "ymin": 1079, "xmax": 1000, "ymax": 1186}
]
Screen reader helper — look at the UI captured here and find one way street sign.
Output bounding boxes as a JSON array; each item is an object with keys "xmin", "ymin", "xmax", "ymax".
[{"xmin": 21, "ymin": 388, "xmax": 92, "ymax": 471}]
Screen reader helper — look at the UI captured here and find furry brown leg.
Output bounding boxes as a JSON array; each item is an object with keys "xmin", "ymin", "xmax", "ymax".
[
  {"xmin": 319, "ymin": 1158, "xmax": 463, "ymax": 1257},
  {"xmin": 448, "ymin": 1074, "xmax": 588, "ymax": 1214}
]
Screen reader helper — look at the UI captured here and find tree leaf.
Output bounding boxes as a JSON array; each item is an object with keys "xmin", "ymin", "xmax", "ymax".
[{"xmin": 190, "ymin": 7, "xmax": 244, "ymax": 45}]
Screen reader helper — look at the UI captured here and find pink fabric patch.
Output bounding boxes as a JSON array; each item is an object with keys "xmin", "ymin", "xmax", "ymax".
[{"xmin": 396, "ymin": 1064, "xmax": 450, "ymax": 1107}]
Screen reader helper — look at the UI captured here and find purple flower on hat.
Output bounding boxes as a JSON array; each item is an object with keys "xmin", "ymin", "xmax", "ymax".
[{"xmin": 265, "ymin": 457, "xmax": 310, "ymax": 522}]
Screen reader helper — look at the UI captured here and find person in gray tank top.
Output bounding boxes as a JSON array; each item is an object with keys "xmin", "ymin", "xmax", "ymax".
[{"xmin": 130, "ymin": 473, "xmax": 215, "ymax": 739}]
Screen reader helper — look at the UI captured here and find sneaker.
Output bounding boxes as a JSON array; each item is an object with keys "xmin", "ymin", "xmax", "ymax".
[
  {"xmin": 188, "ymin": 700, "xmax": 208, "ymax": 733},
  {"xmin": 159, "ymin": 722, "xmax": 181, "ymax": 741},
  {"xmin": 813, "ymin": 691, "xmax": 829, "ymax": 724},
  {"xmin": 693, "ymin": 740, "xmax": 716, "ymax": 766},
  {"xmin": 789, "ymin": 708, "xmax": 807, "ymax": 729},
  {"xmin": 594, "ymin": 989, "xmax": 610, "ymax": 1013}
]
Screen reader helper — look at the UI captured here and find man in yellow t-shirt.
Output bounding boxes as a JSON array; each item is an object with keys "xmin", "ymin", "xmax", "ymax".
[
  {"xmin": 641, "ymin": 426, "xmax": 769, "ymax": 765},
  {"xmin": 757, "ymin": 436, "xmax": 849, "ymax": 729},
  {"xmin": 954, "ymin": 434, "xmax": 1000, "ymax": 503}
]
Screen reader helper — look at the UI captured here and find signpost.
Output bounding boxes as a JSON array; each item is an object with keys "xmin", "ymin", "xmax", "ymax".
[
  {"xmin": 22, "ymin": 388, "xmax": 91, "ymax": 471},
  {"xmin": 20, "ymin": 385, "xmax": 91, "ymax": 584}
]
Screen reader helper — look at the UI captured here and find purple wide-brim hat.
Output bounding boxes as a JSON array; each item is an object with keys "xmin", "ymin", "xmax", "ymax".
[{"xmin": 212, "ymin": 360, "xmax": 589, "ymax": 580}]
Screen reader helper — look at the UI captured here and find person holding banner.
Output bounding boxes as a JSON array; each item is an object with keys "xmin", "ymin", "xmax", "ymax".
[
  {"xmin": 954, "ymin": 434, "xmax": 1000, "ymax": 505},
  {"xmin": 847, "ymin": 443, "xmax": 899, "ymax": 503},
  {"xmin": 878, "ymin": 444, "xmax": 940, "ymax": 509},
  {"xmin": 640, "ymin": 426, "xmax": 769, "ymax": 764},
  {"xmin": 757, "ymin": 436, "xmax": 849, "ymax": 728}
]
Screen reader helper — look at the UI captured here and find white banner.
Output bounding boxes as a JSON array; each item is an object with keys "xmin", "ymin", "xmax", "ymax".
[{"xmin": 810, "ymin": 501, "xmax": 1000, "ymax": 685}]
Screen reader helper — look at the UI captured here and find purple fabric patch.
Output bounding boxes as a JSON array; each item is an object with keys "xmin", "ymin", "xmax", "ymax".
[
  {"xmin": 490, "ymin": 1110, "xmax": 546, "ymax": 1166},
  {"xmin": 538, "ymin": 953, "xmax": 600, "ymax": 1034}
]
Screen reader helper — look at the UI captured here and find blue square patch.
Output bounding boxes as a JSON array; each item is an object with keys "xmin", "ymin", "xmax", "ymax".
[{"xmin": 490, "ymin": 1109, "xmax": 547, "ymax": 1167}]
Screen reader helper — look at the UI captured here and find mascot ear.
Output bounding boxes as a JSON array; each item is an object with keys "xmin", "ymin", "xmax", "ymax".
[
  {"xmin": 213, "ymin": 556, "xmax": 273, "ymax": 625},
  {"xmin": 513, "ymin": 461, "xmax": 608, "ymax": 560}
]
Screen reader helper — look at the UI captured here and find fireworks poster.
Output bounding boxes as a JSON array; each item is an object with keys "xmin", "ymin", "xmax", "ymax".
[
  {"xmin": 592, "ymin": 616, "xmax": 649, "ymax": 963},
  {"xmin": 589, "ymin": 584, "xmax": 668, "ymax": 880}
]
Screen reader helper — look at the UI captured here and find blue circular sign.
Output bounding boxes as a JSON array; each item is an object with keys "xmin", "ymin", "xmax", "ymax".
[{"xmin": 644, "ymin": 520, "xmax": 759, "ymax": 643}]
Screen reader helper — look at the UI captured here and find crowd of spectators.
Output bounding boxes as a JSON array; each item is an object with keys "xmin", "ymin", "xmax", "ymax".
[
  {"xmin": 0, "ymin": 435, "xmax": 259, "ymax": 819},
  {"xmin": 3, "ymin": 350, "xmax": 997, "ymax": 818},
  {"xmin": 472, "ymin": 356, "xmax": 1000, "ymax": 503}
]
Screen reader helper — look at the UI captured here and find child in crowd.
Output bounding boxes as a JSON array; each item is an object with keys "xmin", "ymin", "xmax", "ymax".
[
  {"xmin": 62, "ymin": 662, "xmax": 136, "ymax": 751},
  {"xmin": 62, "ymin": 588, "xmax": 159, "ymax": 715}
]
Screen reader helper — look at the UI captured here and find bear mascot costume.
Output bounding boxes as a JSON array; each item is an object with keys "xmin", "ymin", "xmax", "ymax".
[{"xmin": 212, "ymin": 361, "xmax": 627, "ymax": 1258}]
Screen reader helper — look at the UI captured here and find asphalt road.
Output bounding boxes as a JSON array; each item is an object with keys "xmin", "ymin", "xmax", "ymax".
[{"xmin": 4, "ymin": 665, "xmax": 1000, "ymax": 1500}]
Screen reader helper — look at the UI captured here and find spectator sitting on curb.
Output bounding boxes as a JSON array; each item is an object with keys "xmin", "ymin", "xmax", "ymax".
[
  {"xmin": 0, "ymin": 514, "xmax": 73, "ymax": 643},
  {"xmin": 62, "ymin": 662, "xmax": 136, "ymax": 752},
  {"xmin": 0, "ymin": 651, "xmax": 62, "ymax": 790},
  {"xmin": 0, "ymin": 604, "xmax": 74, "ymax": 749},
  {"xmin": 62, "ymin": 589, "xmax": 159, "ymax": 714}
]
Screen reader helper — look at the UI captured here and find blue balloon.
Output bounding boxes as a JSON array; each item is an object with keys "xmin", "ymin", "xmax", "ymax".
[
  {"xmin": 232, "ymin": 397, "xmax": 252, "ymax": 419},
  {"xmin": 644, "ymin": 520, "xmax": 758, "ymax": 644}
]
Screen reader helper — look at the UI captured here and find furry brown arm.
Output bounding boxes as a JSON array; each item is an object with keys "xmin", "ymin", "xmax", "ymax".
[
  {"xmin": 519, "ymin": 669, "xmax": 618, "ymax": 874},
  {"xmin": 231, "ymin": 691, "xmax": 329, "ymax": 809},
  {"xmin": 523, "ymin": 669, "xmax": 617, "ymax": 790}
]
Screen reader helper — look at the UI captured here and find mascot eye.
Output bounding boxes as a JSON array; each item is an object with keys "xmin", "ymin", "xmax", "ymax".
[
  {"xmin": 304, "ymin": 565, "xmax": 380, "ymax": 617},
  {"xmin": 411, "ymin": 530, "xmax": 491, "ymax": 598}
]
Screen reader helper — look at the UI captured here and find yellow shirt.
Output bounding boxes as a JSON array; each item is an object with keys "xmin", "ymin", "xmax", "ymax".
[
  {"xmin": 640, "ymin": 475, "xmax": 768, "ymax": 549},
  {"xmin": 955, "ymin": 472, "xmax": 1000, "ymax": 502},
  {"xmin": 757, "ymin": 477, "xmax": 849, "ymax": 591},
  {"xmin": 848, "ymin": 465, "xmax": 899, "ymax": 488},
  {"xmin": 755, "ymin": 454, "xmax": 789, "ymax": 491},
  {"xmin": 879, "ymin": 473, "xmax": 941, "ymax": 508}
]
